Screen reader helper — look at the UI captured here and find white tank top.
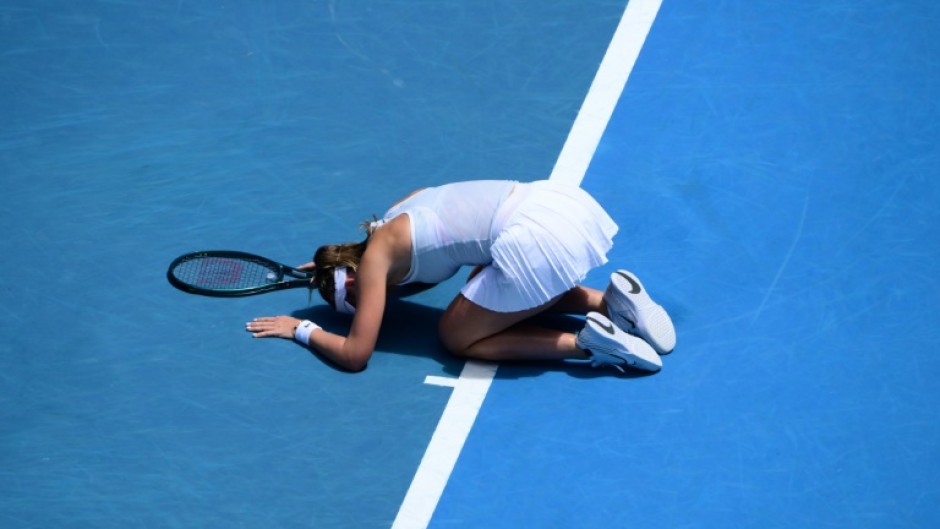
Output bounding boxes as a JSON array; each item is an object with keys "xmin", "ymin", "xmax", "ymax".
[{"xmin": 382, "ymin": 180, "xmax": 517, "ymax": 285}]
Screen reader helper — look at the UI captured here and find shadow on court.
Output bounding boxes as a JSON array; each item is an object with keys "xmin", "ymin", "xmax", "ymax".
[
  {"xmin": 291, "ymin": 300, "xmax": 462, "ymax": 376},
  {"xmin": 293, "ymin": 300, "xmax": 657, "ymax": 380}
]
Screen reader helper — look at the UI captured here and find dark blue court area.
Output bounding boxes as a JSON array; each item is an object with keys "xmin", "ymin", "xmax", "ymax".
[{"xmin": 2, "ymin": 1, "xmax": 938, "ymax": 528}]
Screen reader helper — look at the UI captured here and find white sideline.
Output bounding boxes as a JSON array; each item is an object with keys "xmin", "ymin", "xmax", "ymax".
[
  {"xmin": 549, "ymin": 0, "xmax": 663, "ymax": 187},
  {"xmin": 391, "ymin": 2, "xmax": 662, "ymax": 528}
]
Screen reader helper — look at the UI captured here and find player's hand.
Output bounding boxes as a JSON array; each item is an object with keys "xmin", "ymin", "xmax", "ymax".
[
  {"xmin": 296, "ymin": 262, "xmax": 317, "ymax": 290},
  {"xmin": 246, "ymin": 316, "xmax": 302, "ymax": 339}
]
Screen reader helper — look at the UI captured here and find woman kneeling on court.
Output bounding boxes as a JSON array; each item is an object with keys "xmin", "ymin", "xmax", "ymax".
[{"xmin": 245, "ymin": 180, "xmax": 675, "ymax": 373}]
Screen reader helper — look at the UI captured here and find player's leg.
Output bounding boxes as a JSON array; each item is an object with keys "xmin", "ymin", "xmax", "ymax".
[
  {"xmin": 438, "ymin": 292, "xmax": 661, "ymax": 372},
  {"xmin": 549, "ymin": 284, "xmax": 605, "ymax": 315},
  {"xmin": 438, "ymin": 293, "xmax": 581, "ymax": 361}
]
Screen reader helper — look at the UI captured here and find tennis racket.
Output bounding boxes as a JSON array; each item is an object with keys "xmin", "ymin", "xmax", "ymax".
[{"xmin": 167, "ymin": 250, "xmax": 313, "ymax": 297}]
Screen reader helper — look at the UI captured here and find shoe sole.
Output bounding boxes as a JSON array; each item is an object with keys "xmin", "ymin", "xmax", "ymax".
[
  {"xmin": 608, "ymin": 271, "xmax": 676, "ymax": 355},
  {"xmin": 581, "ymin": 313, "xmax": 662, "ymax": 372}
]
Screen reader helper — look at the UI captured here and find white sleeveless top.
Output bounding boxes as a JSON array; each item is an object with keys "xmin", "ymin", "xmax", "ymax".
[{"xmin": 382, "ymin": 180, "xmax": 516, "ymax": 285}]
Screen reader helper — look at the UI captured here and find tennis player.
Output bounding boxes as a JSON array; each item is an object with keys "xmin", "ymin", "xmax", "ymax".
[{"xmin": 246, "ymin": 180, "xmax": 675, "ymax": 373}]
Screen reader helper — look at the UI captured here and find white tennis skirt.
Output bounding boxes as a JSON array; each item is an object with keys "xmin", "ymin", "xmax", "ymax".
[{"xmin": 460, "ymin": 180, "xmax": 618, "ymax": 312}]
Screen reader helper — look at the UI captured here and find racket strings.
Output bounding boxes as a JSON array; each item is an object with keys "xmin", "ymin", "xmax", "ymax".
[{"xmin": 173, "ymin": 257, "xmax": 279, "ymax": 290}]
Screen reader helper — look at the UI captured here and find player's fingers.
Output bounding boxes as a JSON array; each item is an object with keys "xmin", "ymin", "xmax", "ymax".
[{"xmin": 246, "ymin": 321, "xmax": 270, "ymax": 332}]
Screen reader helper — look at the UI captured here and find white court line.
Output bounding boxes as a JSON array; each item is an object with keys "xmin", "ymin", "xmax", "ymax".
[
  {"xmin": 550, "ymin": 0, "xmax": 663, "ymax": 187},
  {"xmin": 393, "ymin": 362, "xmax": 496, "ymax": 529},
  {"xmin": 423, "ymin": 375, "xmax": 458, "ymax": 388},
  {"xmin": 391, "ymin": 2, "xmax": 662, "ymax": 528}
]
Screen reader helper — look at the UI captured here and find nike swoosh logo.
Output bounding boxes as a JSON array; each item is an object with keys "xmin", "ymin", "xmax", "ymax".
[
  {"xmin": 616, "ymin": 271, "xmax": 642, "ymax": 294},
  {"xmin": 587, "ymin": 315, "xmax": 617, "ymax": 335}
]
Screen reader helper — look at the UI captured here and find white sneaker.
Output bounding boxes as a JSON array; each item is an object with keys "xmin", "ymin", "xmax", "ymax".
[
  {"xmin": 576, "ymin": 312, "xmax": 662, "ymax": 373},
  {"xmin": 604, "ymin": 270, "xmax": 676, "ymax": 355}
]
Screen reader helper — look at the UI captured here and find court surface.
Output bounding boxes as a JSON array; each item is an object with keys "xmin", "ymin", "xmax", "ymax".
[{"xmin": 2, "ymin": 1, "xmax": 938, "ymax": 528}]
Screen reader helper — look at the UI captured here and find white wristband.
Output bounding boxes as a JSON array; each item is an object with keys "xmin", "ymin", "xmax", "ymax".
[{"xmin": 294, "ymin": 320, "xmax": 320, "ymax": 345}]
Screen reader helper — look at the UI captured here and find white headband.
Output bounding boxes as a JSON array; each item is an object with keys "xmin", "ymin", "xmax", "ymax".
[{"xmin": 333, "ymin": 267, "xmax": 356, "ymax": 315}]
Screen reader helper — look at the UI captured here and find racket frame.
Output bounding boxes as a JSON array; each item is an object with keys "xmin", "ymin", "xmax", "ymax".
[{"xmin": 166, "ymin": 250, "xmax": 313, "ymax": 297}]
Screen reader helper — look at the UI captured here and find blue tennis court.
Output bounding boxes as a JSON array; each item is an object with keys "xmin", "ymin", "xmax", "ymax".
[{"xmin": 2, "ymin": 1, "xmax": 938, "ymax": 528}]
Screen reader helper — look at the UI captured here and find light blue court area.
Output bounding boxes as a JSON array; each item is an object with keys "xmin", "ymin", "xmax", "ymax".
[
  {"xmin": 2, "ymin": 1, "xmax": 939, "ymax": 529},
  {"xmin": 436, "ymin": 2, "xmax": 940, "ymax": 529}
]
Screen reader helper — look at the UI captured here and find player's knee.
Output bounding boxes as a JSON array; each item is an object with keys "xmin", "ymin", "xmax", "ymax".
[
  {"xmin": 439, "ymin": 336, "xmax": 472, "ymax": 358},
  {"xmin": 438, "ymin": 315, "xmax": 473, "ymax": 357},
  {"xmin": 443, "ymin": 341, "xmax": 473, "ymax": 358}
]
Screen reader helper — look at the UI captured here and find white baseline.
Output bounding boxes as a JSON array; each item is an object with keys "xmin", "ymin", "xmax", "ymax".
[{"xmin": 391, "ymin": 2, "xmax": 663, "ymax": 528}]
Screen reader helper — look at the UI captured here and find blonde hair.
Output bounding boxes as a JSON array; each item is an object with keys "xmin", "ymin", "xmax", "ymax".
[{"xmin": 311, "ymin": 216, "xmax": 380, "ymax": 307}]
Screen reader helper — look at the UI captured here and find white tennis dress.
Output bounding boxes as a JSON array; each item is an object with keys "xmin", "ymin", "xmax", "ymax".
[{"xmin": 382, "ymin": 179, "xmax": 618, "ymax": 312}]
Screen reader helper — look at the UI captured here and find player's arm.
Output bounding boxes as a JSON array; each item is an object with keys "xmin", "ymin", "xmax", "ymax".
[
  {"xmin": 312, "ymin": 233, "xmax": 396, "ymax": 367},
  {"xmin": 245, "ymin": 316, "xmax": 370, "ymax": 371},
  {"xmin": 246, "ymin": 245, "xmax": 389, "ymax": 372}
]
